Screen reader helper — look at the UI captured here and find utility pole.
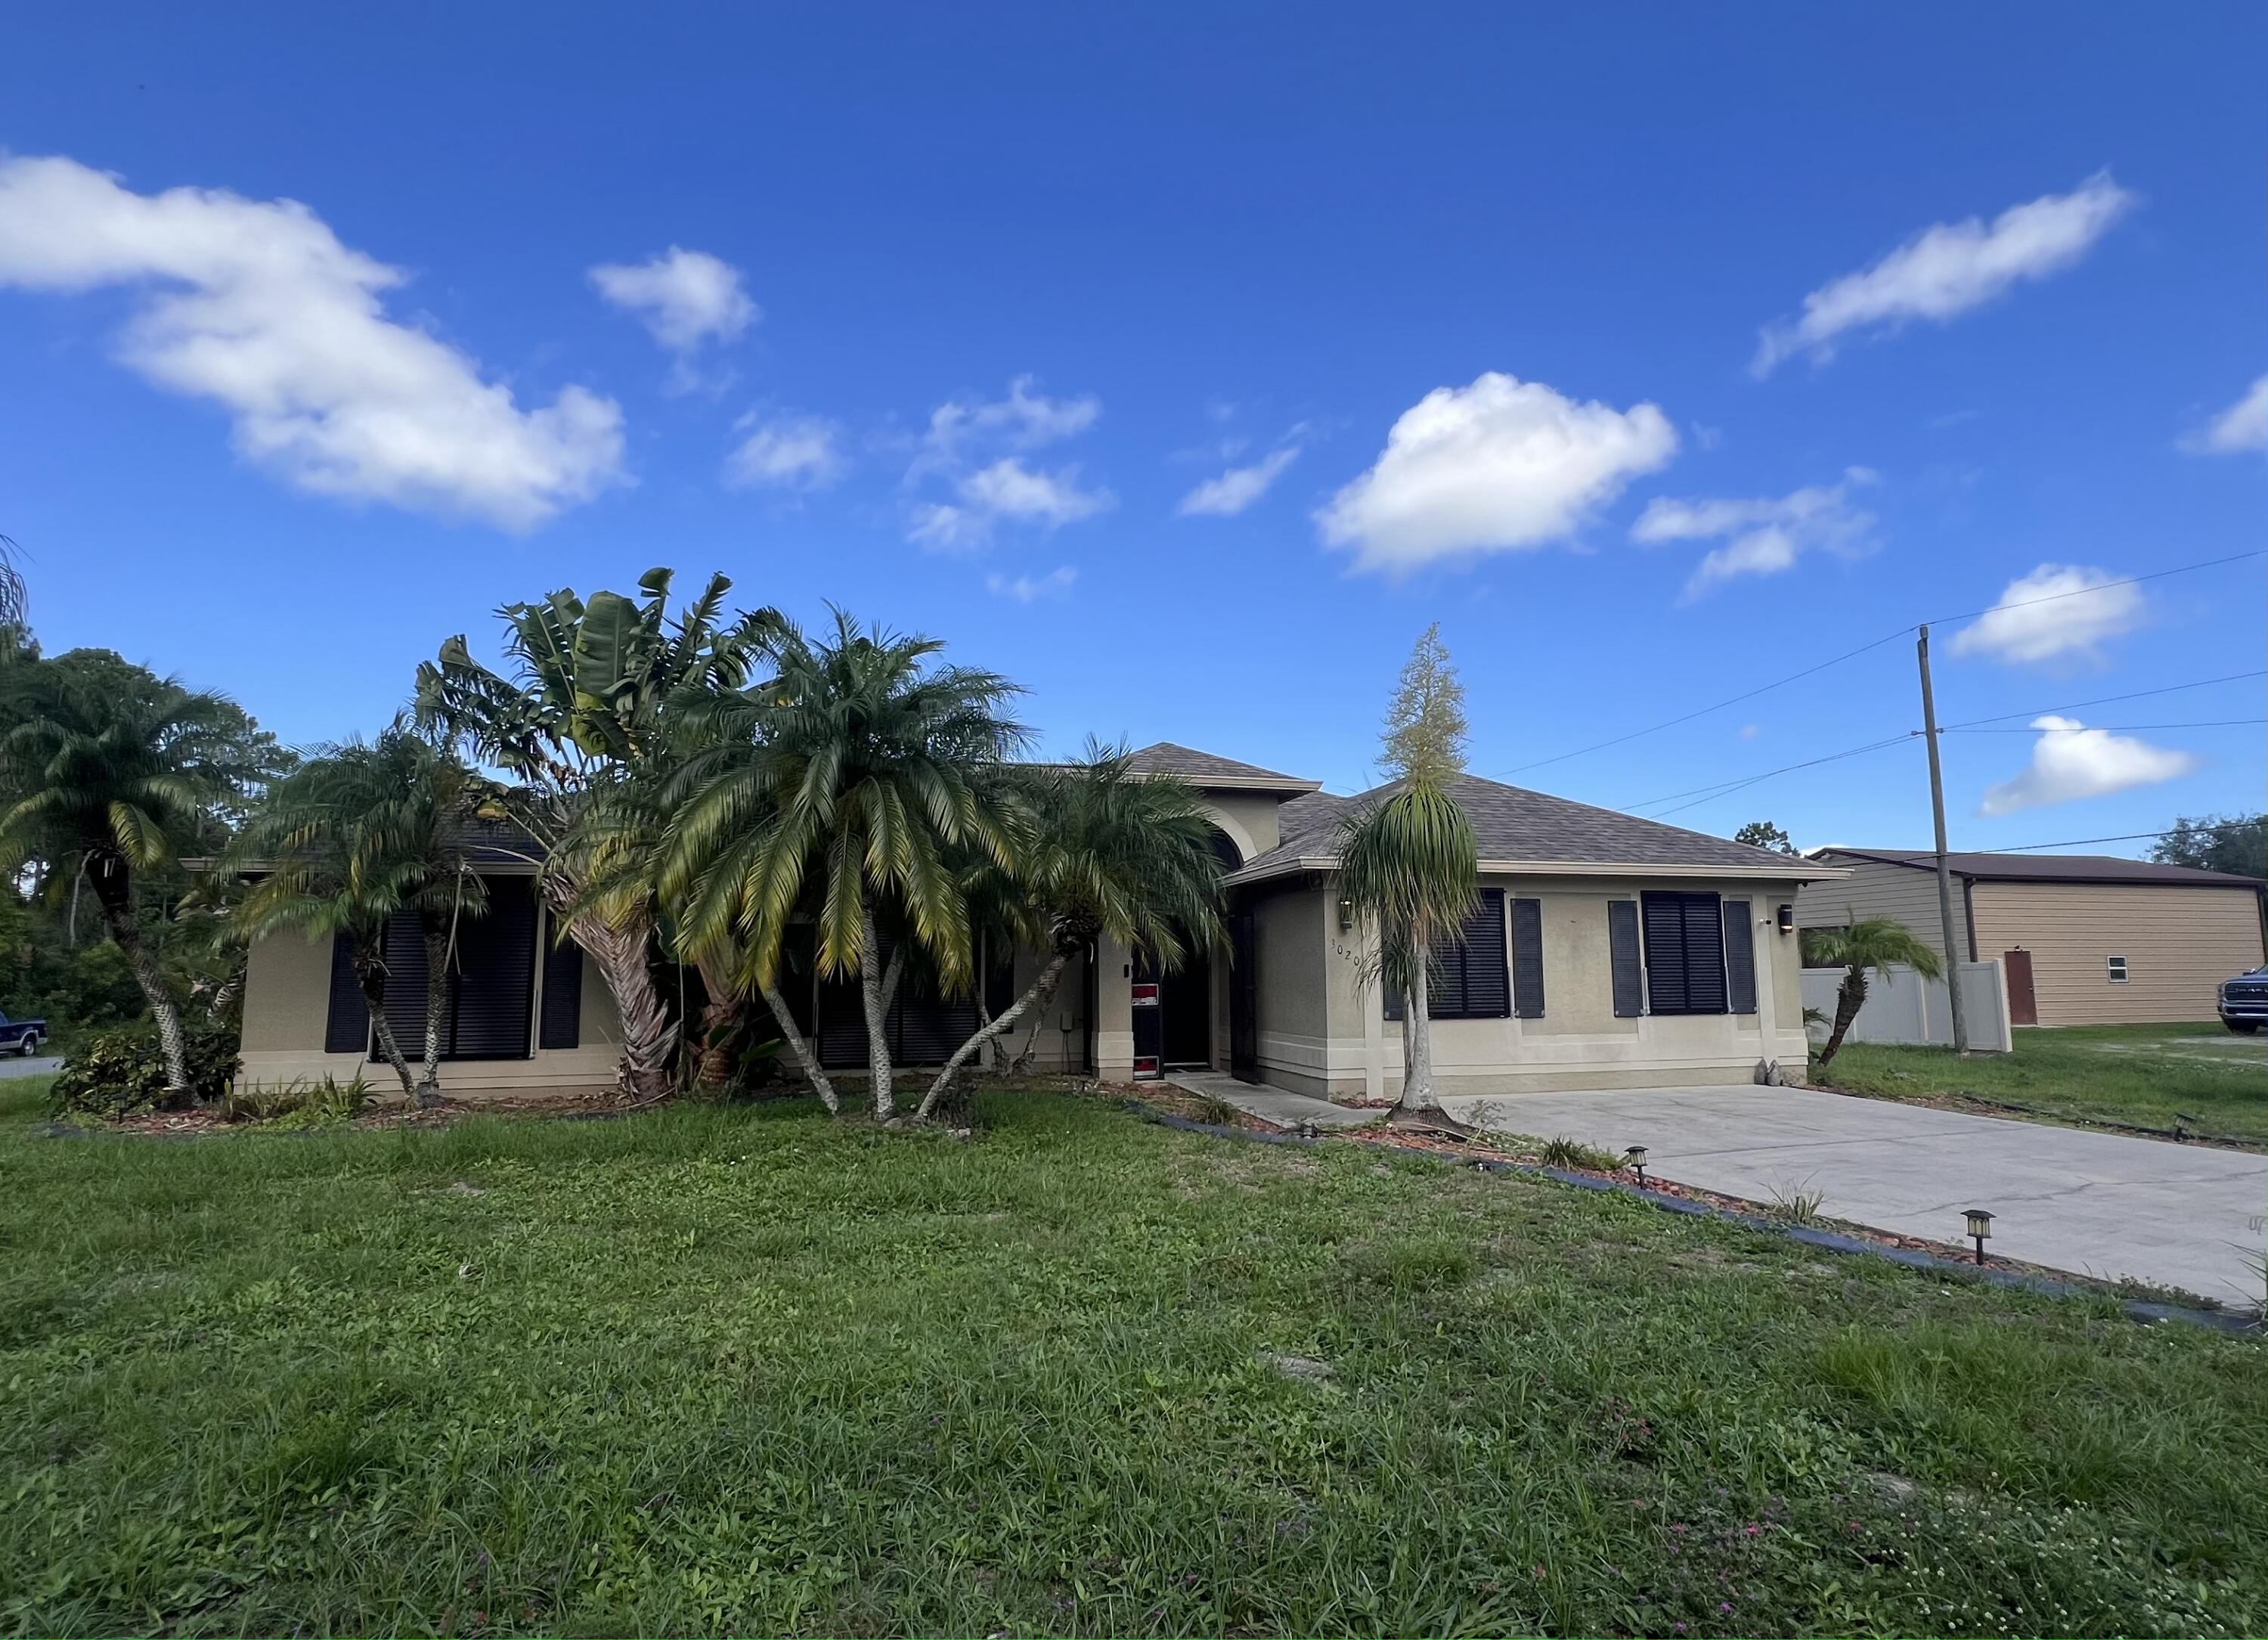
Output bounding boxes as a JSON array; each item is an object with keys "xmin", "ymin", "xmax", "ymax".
[{"xmin": 1916, "ymin": 624, "xmax": 1969, "ymax": 1054}]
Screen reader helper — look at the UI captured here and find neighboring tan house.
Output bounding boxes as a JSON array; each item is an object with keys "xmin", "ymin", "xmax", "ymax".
[
  {"xmin": 1795, "ymin": 848, "xmax": 2268, "ymax": 1028},
  {"xmin": 235, "ymin": 742, "xmax": 1834, "ymax": 1099}
]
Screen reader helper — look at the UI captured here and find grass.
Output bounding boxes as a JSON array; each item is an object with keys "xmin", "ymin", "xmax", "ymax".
[
  {"xmin": 1817, "ymin": 1021, "xmax": 2268, "ymax": 1149},
  {"xmin": 2, "ymin": 1075, "xmax": 2264, "ymax": 1636}
]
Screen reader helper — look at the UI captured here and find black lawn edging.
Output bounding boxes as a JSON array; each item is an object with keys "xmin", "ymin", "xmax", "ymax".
[{"xmin": 1122, "ymin": 1101, "xmax": 2262, "ymax": 1338}]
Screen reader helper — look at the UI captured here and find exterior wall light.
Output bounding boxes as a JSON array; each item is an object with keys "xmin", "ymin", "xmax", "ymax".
[
  {"xmin": 1963, "ymin": 1207, "xmax": 1994, "ymax": 1265},
  {"xmin": 1337, "ymin": 896, "xmax": 1356, "ymax": 933},
  {"xmin": 1625, "ymin": 1145, "xmax": 1648, "ymax": 1186},
  {"xmin": 1777, "ymin": 904, "xmax": 1795, "ymax": 935}
]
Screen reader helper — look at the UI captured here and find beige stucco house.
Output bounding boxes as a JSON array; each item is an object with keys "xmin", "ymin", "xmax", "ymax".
[
  {"xmin": 1796, "ymin": 848, "xmax": 2266, "ymax": 1028},
  {"xmin": 236, "ymin": 742, "xmax": 1833, "ymax": 1100}
]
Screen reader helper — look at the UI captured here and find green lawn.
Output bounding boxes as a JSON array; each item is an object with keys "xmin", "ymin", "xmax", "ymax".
[
  {"xmin": 3, "ymin": 1078, "xmax": 2264, "ymax": 1637},
  {"xmin": 1817, "ymin": 1022, "xmax": 2268, "ymax": 1149}
]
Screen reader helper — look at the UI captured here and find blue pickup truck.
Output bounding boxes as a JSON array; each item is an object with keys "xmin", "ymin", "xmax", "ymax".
[{"xmin": 0, "ymin": 1010, "xmax": 46, "ymax": 1056}]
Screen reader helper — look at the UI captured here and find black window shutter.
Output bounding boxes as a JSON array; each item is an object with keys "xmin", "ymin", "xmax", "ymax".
[
  {"xmin": 1724, "ymin": 899, "xmax": 1757, "ymax": 1015},
  {"xmin": 449, "ymin": 879, "xmax": 538, "ymax": 1059},
  {"xmin": 538, "ymin": 919, "xmax": 583, "ymax": 1049},
  {"xmin": 1510, "ymin": 898, "xmax": 1545, "ymax": 1019},
  {"xmin": 380, "ymin": 908, "xmax": 434, "ymax": 1057},
  {"xmin": 1681, "ymin": 895, "xmax": 1727, "ymax": 1014},
  {"xmin": 324, "ymin": 932, "xmax": 370, "ymax": 1053},
  {"xmin": 1641, "ymin": 891, "xmax": 1728, "ymax": 1016},
  {"xmin": 1608, "ymin": 901, "xmax": 1643, "ymax": 1018}
]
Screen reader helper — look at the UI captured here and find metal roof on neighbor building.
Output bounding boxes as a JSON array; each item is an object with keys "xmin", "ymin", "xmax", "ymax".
[
  {"xmin": 1232, "ymin": 772, "xmax": 1825, "ymax": 882},
  {"xmin": 1122, "ymin": 742, "xmax": 1322, "ymax": 793},
  {"xmin": 1812, "ymin": 847, "xmax": 2266, "ymax": 891}
]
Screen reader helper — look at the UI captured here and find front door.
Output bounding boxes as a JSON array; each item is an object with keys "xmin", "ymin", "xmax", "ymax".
[
  {"xmin": 1228, "ymin": 912, "xmax": 1259, "ymax": 1083},
  {"xmin": 2003, "ymin": 949, "xmax": 2037, "ymax": 1026},
  {"xmin": 1159, "ymin": 946, "xmax": 1212, "ymax": 1068}
]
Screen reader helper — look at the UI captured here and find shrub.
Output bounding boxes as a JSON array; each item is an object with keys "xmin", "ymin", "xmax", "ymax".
[
  {"xmin": 221, "ymin": 1074, "xmax": 372, "ymax": 1128},
  {"xmin": 49, "ymin": 1022, "xmax": 241, "ymax": 1120}
]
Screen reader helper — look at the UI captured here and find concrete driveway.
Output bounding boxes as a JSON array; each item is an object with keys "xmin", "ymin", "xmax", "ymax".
[{"xmin": 1442, "ymin": 1085, "xmax": 2268, "ymax": 1310}]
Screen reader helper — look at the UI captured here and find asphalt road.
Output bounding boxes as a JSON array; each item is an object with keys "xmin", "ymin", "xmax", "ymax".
[{"xmin": 0, "ymin": 1053, "xmax": 62, "ymax": 1079}]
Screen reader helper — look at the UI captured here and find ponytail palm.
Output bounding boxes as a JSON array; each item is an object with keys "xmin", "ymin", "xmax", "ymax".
[
  {"xmin": 1338, "ymin": 780, "xmax": 1479, "ymax": 1113},
  {"xmin": 657, "ymin": 609, "xmax": 1026, "ymax": 1119},
  {"xmin": 225, "ymin": 727, "xmax": 488, "ymax": 1104},
  {"xmin": 1802, "ymin": 915, "xmax": 1944, "ymax": 1068}
]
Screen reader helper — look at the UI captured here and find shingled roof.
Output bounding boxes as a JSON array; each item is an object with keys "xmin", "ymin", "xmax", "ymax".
[
  {"xmin": 1231, "ymin": 773, "xmax": 1825, "ymax": 882},
  {"xmin": 1814, "ymin": 847, "xmax": 2265, "ymax": 890},
  {"xmin": 1123, "ymin": 742, "xmax": 1321, "ymax": 793}
]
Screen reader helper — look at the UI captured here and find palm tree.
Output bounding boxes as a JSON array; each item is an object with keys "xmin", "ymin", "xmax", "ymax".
[
  {"xmin": 0, "ymin": 660, "xmax": 246, "ymax": 1097},
  {"xmin": 224, "ymin": 727, "xmax": 489, "ymax": 1105},
  {"xmin": 1336, "ymin": 625, "xmax": 1478, "ymax": 1121},
  {"xmin": 1802, "ymin": 916, "xmax": 1944, "ymax": 1068},
  {"xmin": 914, "ymin": 745, "xmax": 1226, "ymax": 1119},
  {"xmin": 417, "ymin": 568, "xmax": 779, "ymax": 1100},
  {"xmin": 655, "ymin": 609, "xmax": 1026, "ymax": 1120}
]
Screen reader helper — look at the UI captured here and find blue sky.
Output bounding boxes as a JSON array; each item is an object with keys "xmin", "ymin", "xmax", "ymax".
[{"xmin": 3, "ymin": 4, "xmax": 2261, "ymax": 854}]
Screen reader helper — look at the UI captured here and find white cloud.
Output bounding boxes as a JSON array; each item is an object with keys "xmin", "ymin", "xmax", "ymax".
[
  {"xmin": 1631, "ymin": 467, "xmax": 1877, "ymax": 599},
  {"xmin": 1317, "ymin": 372, "xmax": 1676, "ymax": 572},
  {"xmin": 724, "ymin": 413, "xmax": 843, "ymax": 491},
  {"xmin": 2182, "ymin": 376, "xmax": 2268, "ymax": 455},
  {"xmin": 1978, "ymin": 716, "xmax": 2199, "ymax": 817},
  {"xmin": 1739, "ymin": 724, "xmax": 1761, "ymax": 740},
  {"xmin": 1947, "ymin": 563, "xmax": 2145, "ymax": 666},
  {"xmin": 985, "ymin": 566, "xmax": 1077, "ymax": 603},
  {"xmin": 590, "ymin": 246, "xmax": 756, "ymax": 352},
  {"xmin": 905, "ymin": 377, "xmax": 1108, "ymax": 548},
  {"xmin": 1179, "ymin": 445, "xmax": 1300, "ymax": 516},
  {"xmin": 0, "ymin": 154, "xmax": 624, "ymax": 530},
  {"xmin": 1753, "ymin": 172, "xmax": 2134, "ymax": 375},
  {"xmin": 909, "ymin": 458, "xmax": 1111, "ymax": 551},
  {"xmin": 918, "ymin": 376, "xmax": 1099, "ymax": 473}
]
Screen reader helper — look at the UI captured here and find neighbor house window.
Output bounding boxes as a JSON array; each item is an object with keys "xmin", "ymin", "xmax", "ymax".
[
  {"xmin": 2107, "ymin": 955, "xmax": 2129, "ymax": 984},
  {"xmin": 1385, "ymin": 889, "xmax": 1510, "ymax": 1021},
  {"xmin": 1641, "ymin": 891, "xmax": 1728, "ymax": 1015}
]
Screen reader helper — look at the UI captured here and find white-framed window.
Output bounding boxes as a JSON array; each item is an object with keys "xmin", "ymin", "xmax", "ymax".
[{"xmin": 2107, "ymin": 955, "xmax": 2130, "ymax": 984}]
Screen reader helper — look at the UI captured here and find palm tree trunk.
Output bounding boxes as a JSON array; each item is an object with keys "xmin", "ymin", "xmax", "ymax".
[
  {"xmin": 348, "ymin": 941, "xmax": 417, "ymax": 1097},
  {"xmin": 692, "ymin": 953, "xmax": 744, "ymax": 1089},
  {"xmin": 417, "ymin": 921, "xmax": 451, "ymax": 1108},
  {"xmin": 1817, "ymin": 969, "xmax": 1870, "ymax": 1068},
  {"xmin": 918, "ymin": 947, "xmax": 1071, "ymax": 1120},
  {"xmin": 1397, "ymin": 947, "xmax": 1442, "ymax": 1112},
  {"xmin": 758, "ymin": 980, "xmax": 838, "ymax": 1114},
  {"xmin": 93, "ymin": 877, "xmax": 194, "ymax": 1101},
  {"xmin": 542, "ymin": 872, "xmax": 674, "ymax": 1100},
  {"xmin": 1009, "ymin": 967, "xmax": 1064, "ymax": 1074},
  {"xmin": 858, "ymin": 903, "xmax": 898, "ymax": 1120}
]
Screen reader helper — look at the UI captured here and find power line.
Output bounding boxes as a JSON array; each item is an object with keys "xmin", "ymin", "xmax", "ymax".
[
  {"xmin": 1637, "ymin": 734, "xmax": 1921, "ymax": 820},
  {"xmin": 1941, "ymin": 669, "xmax": 2267, "ymax": 730},
  {"xmin": 1978, "ymin": 827, "xmax": 2236, "ymax": 854},
  {"xmin": 1493, "ymin": 549, "xmax": 2266, "ymax": 782},
  {"xmin": 1916, "ymin": 547, "xmax": 2267, "ymax": 630},
  {"xmin": 1944, "ymin": 718, "xmax": 2266, "ymax": 734}
]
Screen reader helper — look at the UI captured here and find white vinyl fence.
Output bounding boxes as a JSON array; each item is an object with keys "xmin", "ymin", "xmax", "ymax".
[{"xmin": 1802, "ymin": 959, "xmax": 2013, "ymax": 1054}]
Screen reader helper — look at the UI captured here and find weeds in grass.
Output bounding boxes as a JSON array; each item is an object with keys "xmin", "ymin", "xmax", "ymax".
[
  {"xmin": 1539, "ymin": 1134, "xmax": 1622, "ymax": 1171},
  {"xmin": 2, "ymin": 1083, "xmax": 2265, "ymax": 1635}
]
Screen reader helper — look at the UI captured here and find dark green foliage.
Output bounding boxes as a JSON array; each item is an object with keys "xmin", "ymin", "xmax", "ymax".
[
  {"xmin": 2152, "ymin": 811, "xmax": 2267, "ymax": 880},
  {"xmin": 1734, "ymin": 819, "xmax": 1797, "ymax": 854},
  {"xmin": 48, "ymin": 1021, "xmax": 240, "ymax": 1118}
]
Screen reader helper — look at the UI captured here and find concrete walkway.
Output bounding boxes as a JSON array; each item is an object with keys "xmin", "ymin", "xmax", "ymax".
[
  {"xmin": 1442, "ymin": 1085, "xmax": 2268, "ymax": 1309},
  {"xmin": 1163, "ymin": 1071, "xmax": 1375, "ymax": 1128}
]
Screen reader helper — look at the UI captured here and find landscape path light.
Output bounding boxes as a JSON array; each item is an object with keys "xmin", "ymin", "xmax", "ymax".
[
  {"xmin": 1625, "ymin": 1145, "xmax": 1649, "ymax": 1187},
  {"xmin": 1963, "ymin": 1208, "xmax": 1994, "ymax": 1266}
]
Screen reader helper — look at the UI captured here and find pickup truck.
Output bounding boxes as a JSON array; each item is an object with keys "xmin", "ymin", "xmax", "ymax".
[
  {"xmin": 0, "ymin": 1010, "xmax": 45, "ymax": 1056},
  {"xmin": 2218, "ymin": 966, "xmax": 2268, "ymax": 1034}
]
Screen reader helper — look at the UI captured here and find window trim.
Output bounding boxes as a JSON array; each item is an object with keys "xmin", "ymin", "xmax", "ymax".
[{"xmin": 2107, "ymin": 954, "xmax": 2130, "ymax": 984}]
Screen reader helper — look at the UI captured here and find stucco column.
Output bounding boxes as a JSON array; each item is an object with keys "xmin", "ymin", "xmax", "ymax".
[{"xmin": 1093, "ymin": 931, "xmax": 1135, "ymax": 1080}]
